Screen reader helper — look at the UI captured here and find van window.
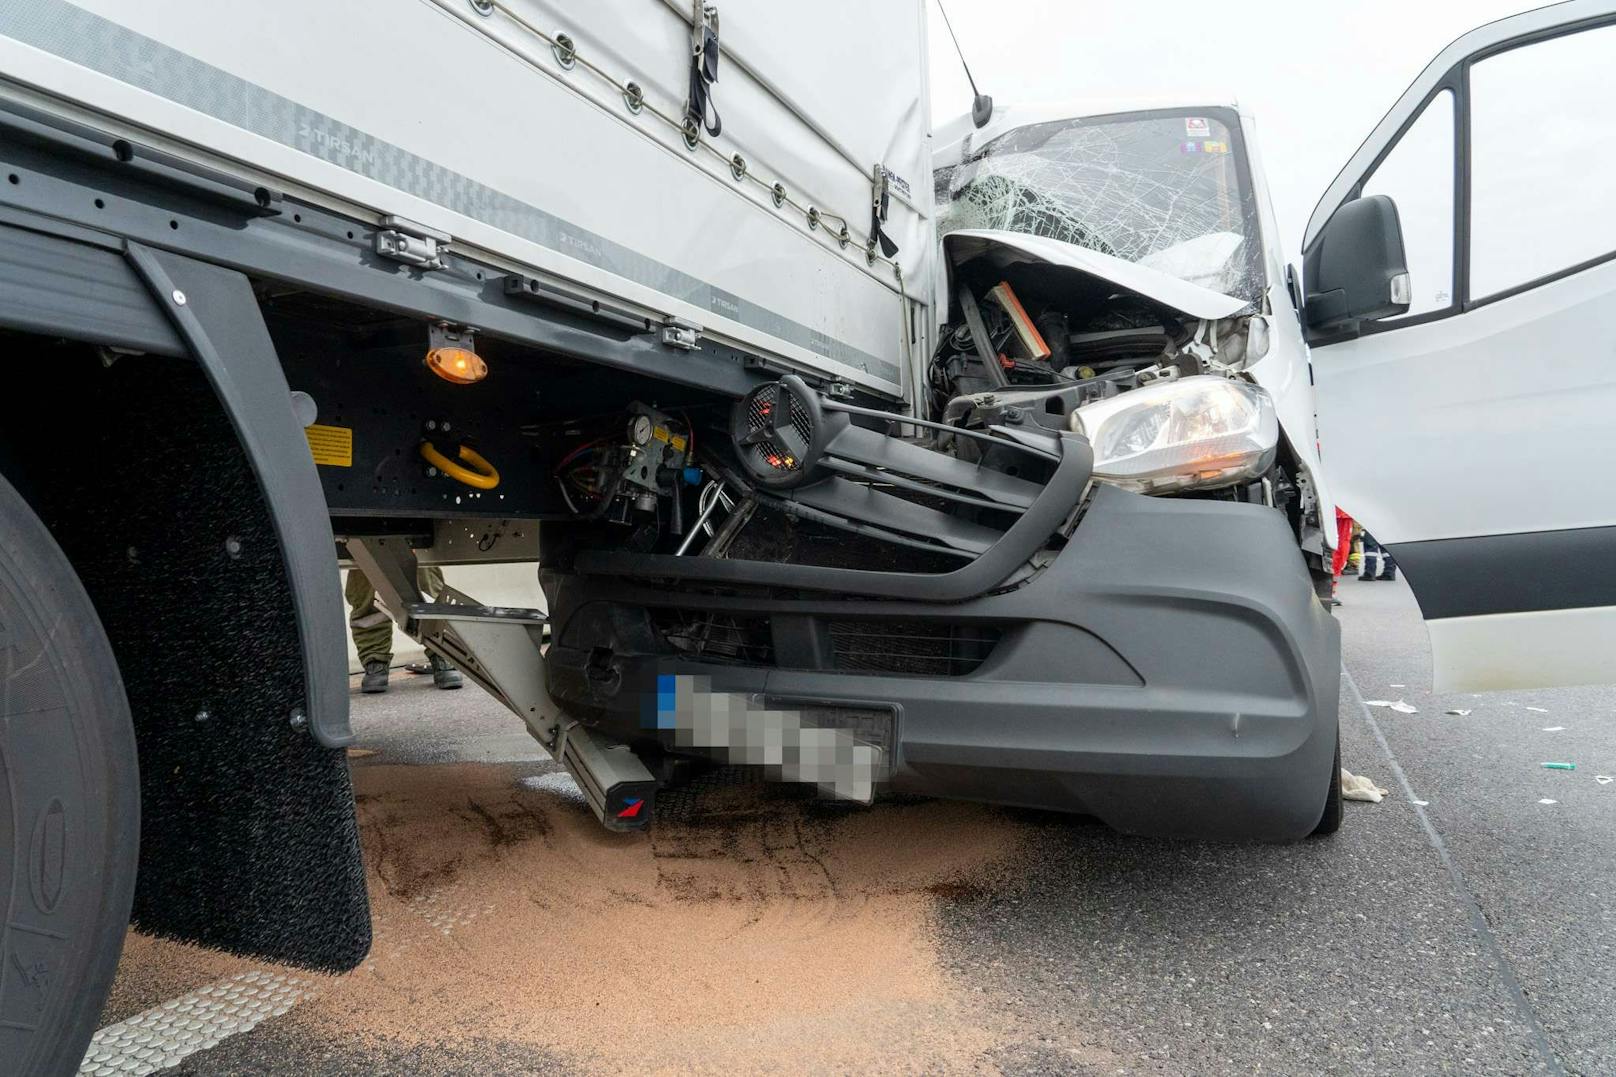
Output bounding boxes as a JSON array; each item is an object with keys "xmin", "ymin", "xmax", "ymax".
[
  {"xmin": 1363, "ymin": 89, "xmax": 1455, "ymax": 319},
  {"xmin": 1469, "ymin": 24, "xmax": 1616, "ymax": 299}
]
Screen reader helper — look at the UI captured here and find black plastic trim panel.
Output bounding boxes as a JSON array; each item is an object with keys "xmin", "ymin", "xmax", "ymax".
[
  {"xmin": 1391, "ymin": 526, "xmax": 1616, "ymax": 620},
  {"xmin": 0, "ymin": 212, "xmax": 185, "ymax": 356}
]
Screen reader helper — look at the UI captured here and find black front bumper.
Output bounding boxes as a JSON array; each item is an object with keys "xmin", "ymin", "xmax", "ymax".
[{"xmin": 546, "ymin": 485, "xmax": 1342, "ymax": 841}]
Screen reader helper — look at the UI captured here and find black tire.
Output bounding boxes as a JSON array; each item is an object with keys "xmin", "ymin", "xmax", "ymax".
[
  {"xmin": 1309, "ymin": 563, "xmax": 1336, "ymax": 614},
  {"xmin": 1311, "ymin": 722, "xmax": 1343, "ymax": 837},
  {"xmin": 0, "ymin": 472, "xmax": 139, "ymax": 1075}
]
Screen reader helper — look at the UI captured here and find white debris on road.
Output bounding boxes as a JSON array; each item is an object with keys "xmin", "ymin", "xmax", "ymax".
[
  {"xmin": 1341, "ymin": 769, "xmax": 1390, "ymax": 803},
  {"xmin": 1445, "ymin": 709, "xmax": 1473, "ymax": 716},
  {"xmin": 1363, "ymin": 699, "xmax": 1418, "ymax": 714}
]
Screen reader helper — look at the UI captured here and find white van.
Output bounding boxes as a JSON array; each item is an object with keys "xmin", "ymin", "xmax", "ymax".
[{"xmin": 930, "ymin": 0, "xmax": 1616, "ymax": 702}]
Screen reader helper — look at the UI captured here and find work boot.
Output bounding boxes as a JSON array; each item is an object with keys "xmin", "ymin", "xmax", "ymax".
[
  {"xmin": 430, "ymin": 652, "xmax": 463, "ymax": 690},
  {"xmin": 361, "ymin": 659, "xmax": 390, "ymax": 694}
]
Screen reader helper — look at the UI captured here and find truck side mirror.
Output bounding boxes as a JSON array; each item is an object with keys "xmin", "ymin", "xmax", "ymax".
[{"xmin": 1303, "ymin": 194, "xmax": 1412, "ymax": 334}]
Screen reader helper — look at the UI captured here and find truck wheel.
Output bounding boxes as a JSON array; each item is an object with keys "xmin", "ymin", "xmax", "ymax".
[
  {"xmin": 0, "ymin": 472, "xmax": 139, "ymax": 1075},
  {"xmin": 1311, "ymin": 724, "xmax": 1343, "ymax": 837}
]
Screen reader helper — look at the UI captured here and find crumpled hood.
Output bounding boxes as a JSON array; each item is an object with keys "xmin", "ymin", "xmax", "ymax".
[{"xmin": 943, "ymin": 229, "xmax": 1250, "ymax": 322}]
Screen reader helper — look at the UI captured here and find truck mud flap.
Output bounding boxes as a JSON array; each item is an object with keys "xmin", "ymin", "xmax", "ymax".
[{"xmin": 3, "ymin": 241, "xmax": 370, "ymax": 970}]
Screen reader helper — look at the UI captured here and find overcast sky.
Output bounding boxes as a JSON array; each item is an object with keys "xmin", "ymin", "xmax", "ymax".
[{"xmin": 925, "ymin": 0, "xmax": 1541, "ymax": 261}]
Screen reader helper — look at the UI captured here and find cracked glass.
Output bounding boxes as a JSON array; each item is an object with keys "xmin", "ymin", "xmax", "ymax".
[{"xmin": 937, "ymin": 110, "xmax": 1265, "ymax": 303}]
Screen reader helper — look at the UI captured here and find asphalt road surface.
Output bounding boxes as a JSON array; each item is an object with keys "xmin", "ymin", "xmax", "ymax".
[{"xmin": 87, "ymin": 575, "xmax": 1614, "ymax": 1075}]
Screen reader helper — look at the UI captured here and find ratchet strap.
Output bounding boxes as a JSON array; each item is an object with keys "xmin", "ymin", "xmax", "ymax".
[
  {"xmin": 685, "ymin": 5, "xmax": 722, "ymax": 138},
  {"xmin": 871, "ymin": 166, "xmax": 899, "ymax": 259}
]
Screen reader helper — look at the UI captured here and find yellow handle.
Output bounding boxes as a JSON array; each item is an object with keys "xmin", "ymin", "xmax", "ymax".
[{"xmin": 420, "ymin": 440, "xmax": 501, "ymax": 491}]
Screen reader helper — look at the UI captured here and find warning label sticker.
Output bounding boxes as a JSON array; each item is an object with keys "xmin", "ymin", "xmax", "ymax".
[
  {"xmin": 304, "ymin": 424, "xmax": 353, "ymax": 467},
  {"xmin": 652, "ymin": 426, "xmax": 689, "ymax": 453}
]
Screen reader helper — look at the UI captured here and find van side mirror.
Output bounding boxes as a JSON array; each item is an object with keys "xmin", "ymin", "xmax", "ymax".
[{"xmin": 1303, "ymin": 194, "xmax": 1412, "ymax": 334}]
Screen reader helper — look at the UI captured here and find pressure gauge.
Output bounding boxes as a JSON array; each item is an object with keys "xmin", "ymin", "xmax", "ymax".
[{"xmin": 629, "ymin": 414, "xmax": 654, "ymax": 446}]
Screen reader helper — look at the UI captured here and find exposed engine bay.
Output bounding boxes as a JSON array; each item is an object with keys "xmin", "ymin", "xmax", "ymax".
[{"xmin": 930, "ymin": 231, "xmax": 1286, "ymax": 500}]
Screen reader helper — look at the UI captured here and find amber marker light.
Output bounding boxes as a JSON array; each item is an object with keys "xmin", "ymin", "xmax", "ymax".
[{"xmin": 426, "ymin": 345, "xmax": 487, "ymax": 385}]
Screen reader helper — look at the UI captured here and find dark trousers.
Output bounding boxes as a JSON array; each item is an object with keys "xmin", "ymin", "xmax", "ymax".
[{"xmin": 1359, "ymin": 535, "xmax": 1397, "ymax": 580}]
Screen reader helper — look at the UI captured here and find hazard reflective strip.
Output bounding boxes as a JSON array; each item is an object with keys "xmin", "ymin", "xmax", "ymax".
[{"xmin": 77, "ymin": 970, "xmax": 316, "ymax": 1076}]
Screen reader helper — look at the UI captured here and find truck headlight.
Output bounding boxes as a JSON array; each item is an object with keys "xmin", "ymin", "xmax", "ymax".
[{"xmin": 1069, "ymin": 376, "xmax": 1279, "ymax": 494}]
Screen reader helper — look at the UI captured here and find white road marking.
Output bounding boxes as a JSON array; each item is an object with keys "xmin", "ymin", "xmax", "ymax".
[
  {"xmin": 78, "ymin": 970, "xmax": 316, "ymax": 1076},
  {"xmin": 1344, "ymin": 667, "xmax": 1565, "ymax": 1077}
]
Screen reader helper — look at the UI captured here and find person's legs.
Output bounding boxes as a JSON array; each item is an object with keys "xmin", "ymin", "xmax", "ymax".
[
  {"xmin": 1377, "ymin": 547, "xmax": 1398, "ymax": 582},
  {"xmin": 414, "ymin": 566, "xmax": 462, "ymax": 689},
  {"xmin": 1359, "ymin": 535, "xmax": 1381, "ymax": 580},
  {"xmin": 345, "ymin": 570, "xmax": 394, "ymax": 692}
]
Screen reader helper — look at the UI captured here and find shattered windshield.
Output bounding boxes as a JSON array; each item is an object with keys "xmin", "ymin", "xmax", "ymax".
[{"xmin": 937, "ymin": 110, "xmax": 1265, "ymax": 302}]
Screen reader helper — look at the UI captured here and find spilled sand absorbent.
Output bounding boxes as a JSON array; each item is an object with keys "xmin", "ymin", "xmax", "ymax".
[{"xmin": 304, "ymin": 762, "xmax": 1030, "ymax": 1073}]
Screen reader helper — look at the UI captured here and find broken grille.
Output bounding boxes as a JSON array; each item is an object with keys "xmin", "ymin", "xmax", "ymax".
[
  {"xmin": 651, "ymin": 611, "xmax": 1002, "ymax": 676},
  {"xmin": 653, "ymin": 611, "xmax": 775, "ymax": 665},
  {"xmin": 828, "ymin": 621, "xmax": 1002, "ymax": 677}
]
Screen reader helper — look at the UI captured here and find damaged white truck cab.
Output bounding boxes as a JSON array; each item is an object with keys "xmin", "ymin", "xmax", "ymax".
[
  {"xmin": 930, "ymin": 99, "xmax": 1337, "ymax": 577},
  {"xmin": 933, "ymin": 0, "xmax": 1616, "ymax": 701}
]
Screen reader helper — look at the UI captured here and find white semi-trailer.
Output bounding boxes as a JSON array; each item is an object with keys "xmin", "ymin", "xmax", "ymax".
[{"xmin": 2, "ymin": 2, "xmax": 1613, "ymax": 1072}]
